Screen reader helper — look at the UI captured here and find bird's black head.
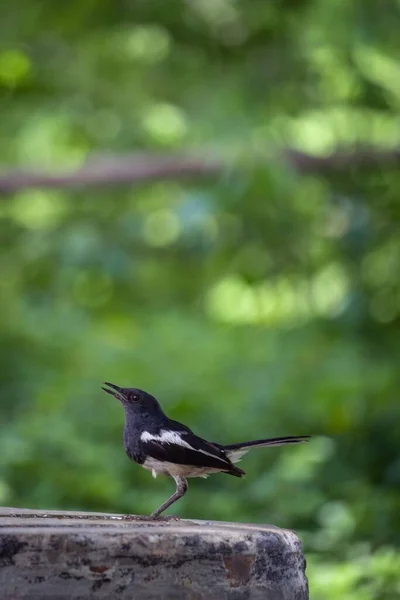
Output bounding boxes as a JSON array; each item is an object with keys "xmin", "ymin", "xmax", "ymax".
[{"xmin": 102, "ymin": 382, "xmax": 162, "ymax": 415}]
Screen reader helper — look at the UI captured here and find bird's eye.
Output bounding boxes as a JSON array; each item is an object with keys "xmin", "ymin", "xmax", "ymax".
[{"xmin": 131, "ymin": 394, "xmax": 139, "ymax": 402}]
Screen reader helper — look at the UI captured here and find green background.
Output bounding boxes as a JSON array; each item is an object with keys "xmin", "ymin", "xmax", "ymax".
[{"xmin": 1, "ymin": 2, "xmax": 400, "ymax": 598}]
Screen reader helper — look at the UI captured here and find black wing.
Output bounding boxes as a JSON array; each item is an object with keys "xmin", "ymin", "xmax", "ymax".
[{"xmin": 140, "ymin": 424, "xmax": 235, "ymax": 471}]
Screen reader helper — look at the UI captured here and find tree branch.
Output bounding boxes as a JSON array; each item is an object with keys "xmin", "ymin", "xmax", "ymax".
[{"xmin": 0, "ymin": 147, "xmax": 399, "ymax": 194}]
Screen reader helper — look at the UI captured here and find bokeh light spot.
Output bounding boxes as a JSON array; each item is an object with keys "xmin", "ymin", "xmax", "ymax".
[
  {"xmin": 10, "ymin": 191, "xmax": 68, "ymax": 230},
  {"xmin": 0, "ymin": 49, "xmax": 31, "ymax": 87},
  {"xmin": 312, "ymin": 264, "xmax": 349, "ymax": 316},
  {"xmin": 125, "ymin": 25, "xmax": 171, "ymax": 64},
  {"xmin": 143, "ymin": 210, "xmax": 180, "ymax": 247},
  {"xmin": 142, "ymin": 104, "xmax": 188, "ymax": 144}
]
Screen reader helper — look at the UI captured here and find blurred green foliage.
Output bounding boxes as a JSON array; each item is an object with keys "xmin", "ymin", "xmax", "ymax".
[{"xmin": 1, "ymin": 1, "xmax": 400, "ymax": 598}]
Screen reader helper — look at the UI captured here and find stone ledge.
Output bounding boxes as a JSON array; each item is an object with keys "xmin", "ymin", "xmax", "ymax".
[{"xmin": 0, "ymin": 507, "xmax": 308, "ymax": 600}]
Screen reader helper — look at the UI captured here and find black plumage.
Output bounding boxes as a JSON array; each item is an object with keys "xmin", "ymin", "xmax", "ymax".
[{"xmin": 102, "ymin": 382, "xmax": 310, "ymax": 517}]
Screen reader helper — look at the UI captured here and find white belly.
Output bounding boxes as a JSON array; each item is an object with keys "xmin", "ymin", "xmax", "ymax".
[{"xmin": 142, "ymin": 457, "xmax": 222, "ymax": 479}]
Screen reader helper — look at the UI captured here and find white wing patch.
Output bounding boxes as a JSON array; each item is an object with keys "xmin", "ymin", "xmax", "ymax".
[
  {"xmin": 140, "ymin": 429, "xmax": 228, "ymax": 464},
  {"xmin": 141, "ymin": 430, "xmax": 192, "ymax": 449},
  {"xmin": 225, "ymin": 448, "xmax": 250, "ymax": 463}
]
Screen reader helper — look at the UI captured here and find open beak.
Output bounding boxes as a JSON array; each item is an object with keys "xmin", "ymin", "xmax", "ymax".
[{"xmin": 102, "ymin": 382, "xmax": 125, "ymax": 403}]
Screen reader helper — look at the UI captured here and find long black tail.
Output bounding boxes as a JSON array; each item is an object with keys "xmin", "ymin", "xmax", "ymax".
[{"xmin": 224, "ymin": 435, "xmax": 310, "ymax": 463}]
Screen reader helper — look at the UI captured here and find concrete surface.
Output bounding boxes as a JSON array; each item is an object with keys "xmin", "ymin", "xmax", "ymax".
[{"xmin": 0, "ymin": 507, "xmax": 308, "ymax": 600}]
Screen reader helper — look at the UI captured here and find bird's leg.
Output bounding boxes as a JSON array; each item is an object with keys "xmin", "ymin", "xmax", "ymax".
[{"xmin": 150, "ymin": 476, "xmax": 188, "ymax": 518}]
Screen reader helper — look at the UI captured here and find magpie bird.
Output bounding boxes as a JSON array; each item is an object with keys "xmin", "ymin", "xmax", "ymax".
[{"xmin": 102, "ymin": 382, "xmax": 310, "ymax": 518}]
